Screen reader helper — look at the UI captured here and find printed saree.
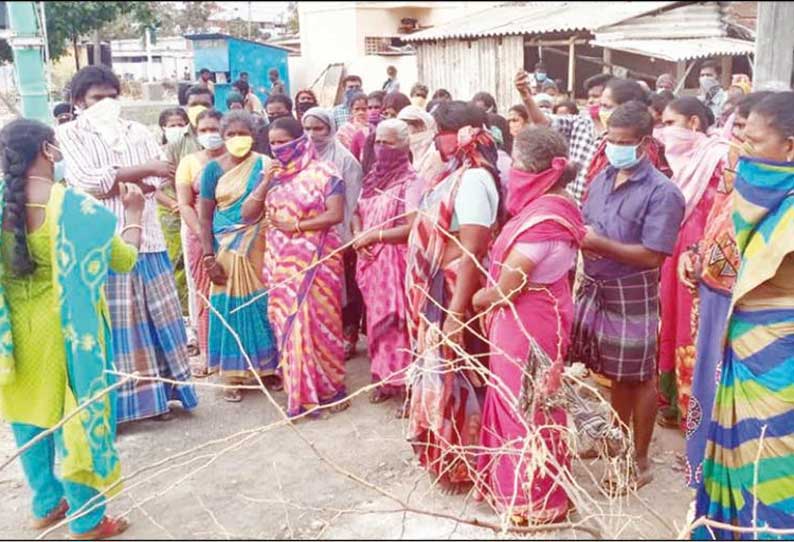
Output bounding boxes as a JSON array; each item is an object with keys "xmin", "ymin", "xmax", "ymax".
[
  {"xmin": 405, "ymin": 128, "xmax": 497, "ymax": 484},
  {"xmin": 685, "ymin": 141, "xmax": 741, "ymax": 487},
  {"xmin": 356, "ymin": 152, "xmax": 417, "ymax": 394},
  {"xmin": 658, "ymin": 162, "xmax": 723, "ymax": 428},
  {"xmin": 265, "ymin": 142, "xmax": 347, "ymax": 417},
  {"xmin": 203, "ymin": 154, "xmax": 278, "ymax": 380},
  {"xmin": 694, "ymin": 157, "xmax": 794, "ymax": 539}
]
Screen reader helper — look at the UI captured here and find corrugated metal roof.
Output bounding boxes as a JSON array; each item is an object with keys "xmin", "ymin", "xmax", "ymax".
[
  {"xmin": 403, "ymin": 1, "xmax": 681, "ymax": 42},
  {"xmin": 595, "ymin": 2, "xmax": 726, "ymax": 41},
  {"xmin": 589, "ymin": 37, "xmax": 754, "ymax": 61}
]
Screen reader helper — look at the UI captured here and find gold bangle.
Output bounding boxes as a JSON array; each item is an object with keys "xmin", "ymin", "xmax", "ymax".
[
  {"xmin": 378, "ymin": 230, "xmax": 384, "ymax": 242},
  {"xmin": 295, "ymin": 220, "xmax": 303, "ymax": 233}
]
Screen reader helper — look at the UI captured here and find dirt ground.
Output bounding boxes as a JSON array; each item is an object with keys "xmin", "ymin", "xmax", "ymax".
[{"xmin": 0, "ymin": 347, "xmax": 693, "ymax": 540}]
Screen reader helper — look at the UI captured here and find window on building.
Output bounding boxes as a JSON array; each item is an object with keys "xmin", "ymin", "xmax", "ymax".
[
  {"xmin": 113, "ymin": 56, "xmax": 148, "ymax": 63},
  {"xmin": 111, "ymin": 55, "xmax": 163, "ymax": 63},
  {"xmin": 364, "ymin": 36, "xmax": 414, "ymax": 56}
]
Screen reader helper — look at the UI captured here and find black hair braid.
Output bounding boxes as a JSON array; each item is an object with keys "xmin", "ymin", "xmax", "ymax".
[
  {"xmin": 0, "ymin": 118, "xmax": 55, "ymax": 277},
  {"xmin": 2, "ymin": 147, "xmax": 35, "ymax": 276}
]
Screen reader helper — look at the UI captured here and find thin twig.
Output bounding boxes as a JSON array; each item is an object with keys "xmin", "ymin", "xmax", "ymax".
[{"xmin": 0, "ymin": 375, "xmax": 133, "ymax": 472}]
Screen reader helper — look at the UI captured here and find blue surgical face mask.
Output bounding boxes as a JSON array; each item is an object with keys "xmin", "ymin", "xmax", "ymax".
[
  {"xmin": 699, "ymin": 75, "xmax": 720, "ymax": 93},
  {"xmin": 197, "ymin": 132, "xmax": 224, "ymax": 150},
  {"xmin": 47, "ymin": 143, "xmax": 66, "ymax": 182},
  {"xmin": 344, "ymin": 88, "xmax": 359, "ymax": 104},
  {"xmin": 535, "ymin": 71, "xmax": 547, "ymax": 82},
  {"xmin": 53, "ymin": 159, "xmax": 66, "ymax": 182},
  {"xmin": 605, "ymin": 141, "xmax": 642, "ymax": 169}
]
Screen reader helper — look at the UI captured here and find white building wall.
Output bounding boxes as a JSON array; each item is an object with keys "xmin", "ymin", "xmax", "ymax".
[
  {"xmin": 297, "ymin": 1, "xmax": 469, "ymax": 98},
  {"xmin": 110, "ymin": 37, "xmax": 194, "ymax": 82},
  {"xmin": 298, "ymin": 3, "xmax": 359, "ymax": 70},
  {"xmin": 288, "ymin": 56, "xmax": 311, "ymax": 93}
]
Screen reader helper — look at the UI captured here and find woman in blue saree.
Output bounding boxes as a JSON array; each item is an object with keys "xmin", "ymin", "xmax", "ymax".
[
  {"xmin": 0, "ymin": 119, "xmax": 143, "ymax": 539},
  {"xmin": 693, "ymin": 92, "xmax": 794, "ymax": 539},
  {"xmin": 199, "ymin": 111, "xmax": 278, "ymax": 402}
]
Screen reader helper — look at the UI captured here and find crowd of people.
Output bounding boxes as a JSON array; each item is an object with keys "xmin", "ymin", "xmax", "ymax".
[{"xmin": 1, "ymin": 57, "xmax": 793, "ymax": 540}]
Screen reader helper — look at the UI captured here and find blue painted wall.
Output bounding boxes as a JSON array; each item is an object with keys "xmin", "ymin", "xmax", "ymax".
[
  {"xmin": 189, "ymin": 36, "xmax": 290, "ymax": 112},
  {"xmin": 192, "ymin": 43, "xmax": 229, "ymax": 75},
  {"xmin": 213, "ymin": 83, "xmax": 231, "ymax": 113},
  {"xmin": 228, "ymin": 38, "xmax": 289, "ymax": 102}
]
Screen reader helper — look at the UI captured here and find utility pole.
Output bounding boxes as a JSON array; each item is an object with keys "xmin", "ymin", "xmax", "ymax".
[
  {"xmin": 248, "ymin": 1, "xmax": 252, "ymax": 39},
  {"xmin": 93, "ymin": 29, "xmax": 102, "ymax": 65},
  {"xmin": 37, "ymin": 1, "xmax": 53, "ymax": 94},
  {"xmin": 753, "ymin": 1, "xmax": 794, "ymax": 89},
  {"xmin": 6, "ymin": 1, "xmax": 49, "ymax": 122},
  {"xmin": 145, "ymin": 26, "xmax": 153, "ymax": 82}
]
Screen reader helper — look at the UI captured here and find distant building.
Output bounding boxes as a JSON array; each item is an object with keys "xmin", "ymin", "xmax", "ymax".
[
  {"xmin": 212, "ymin": 2, "xmax": 290, "ymax": 39},
  {"xmin": 404, "ymin": 1, "xmax": 756, "ymax": 108},
  {"xmin": 108, "ymin": 2, "xmax": 292, "ymax": 83},
  {"xmin": 186, "ymin": 33, "xmax": 291, "ymax": 112},
  {"xmin": 111, "ymin": 36, "xmax": 193, "ymax": 82},
  {"xmin": 294, "ymin": 2, "xmax": 489, "ymax": 98}
]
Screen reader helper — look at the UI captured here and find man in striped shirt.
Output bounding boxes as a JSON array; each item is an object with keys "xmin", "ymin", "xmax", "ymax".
[{"xmin": 58, "ymin": 66, "xmax": 197, "ymax": 424}]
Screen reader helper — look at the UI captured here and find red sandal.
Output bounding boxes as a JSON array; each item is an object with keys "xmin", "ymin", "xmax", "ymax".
[
  {"xmin": 31, "ymin": 499, "xmax": 68, "ymax": 529},
  {"xmin": 69, "ymin": 516, "xmax": 129, "ymax": 540}
]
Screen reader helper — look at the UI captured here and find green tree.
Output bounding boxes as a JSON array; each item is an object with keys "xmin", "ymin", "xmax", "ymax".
[
  {"xmin": 101, "ymin": 2, "xmax": 176, "ymax": 41},
  {"xmin": 286, "ymin": 2, "xmax": 299, "ymax": 34},
  {"xmin": 44, "ymin": 1, "xmax": 157, "ymax": 70},
  {"xmin": 221, "ymin": 18, "xmax": 252, "ymax": 40},
  {"xmin": 176, "ymin": 1, "xmax": 221, "ymax": 34}
]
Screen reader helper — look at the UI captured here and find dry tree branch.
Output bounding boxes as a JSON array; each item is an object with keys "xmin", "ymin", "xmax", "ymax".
[
  {"xmin": 679, "ymin": 517, "xmax": 794, "ymax": 540},
  {"xmin": 9, "ymin": 183, "xmax": 671, "ymax": 542},
  {"xmin": 0, "ymin": 374, "xmax": 133, "ymax": 473}
]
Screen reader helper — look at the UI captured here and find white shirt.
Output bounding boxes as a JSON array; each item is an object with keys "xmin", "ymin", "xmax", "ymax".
[
  {"xmin": 57, "ymin": 117, "xmax": 166, "ymax": 253},
  {"xmin": 421, "ymin": 167, "xmax": 499, "ymax": 231}
]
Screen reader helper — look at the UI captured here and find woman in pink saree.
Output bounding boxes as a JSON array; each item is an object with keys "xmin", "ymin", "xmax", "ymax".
[
  {"xmin": 242, "ymin": 117, "xmax": 349, "ymax": 418},
  {"xmin": 472, "ymin": 127, "xmax": 584, "ymax": 524},
  {"xmin": 175, "ymin": 109, "xmax": 226, "ymax": 377},
  {"xmin": 352, "ymin": 119, "xmax": 422, "ymax": 408},
  {"xmin": 656, "ymin": 97, "xmax": 727, "ymax": 429}
]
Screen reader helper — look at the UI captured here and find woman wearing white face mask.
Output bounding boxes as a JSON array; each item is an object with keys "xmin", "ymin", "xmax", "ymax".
[
  {"xmin": 157, "ymin": 108, "xmax": 190, "ymax": 314},
  {"xmin": 175, "ymin": 109, "xmax": 226, "ymax": 378},
  {"xmin": 655, "ymin": 97, "xmax": 728, "ymax": 432},
  {"xmin": 159, "ymin": 109, "xmax": 189, "ymax": 146}
]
